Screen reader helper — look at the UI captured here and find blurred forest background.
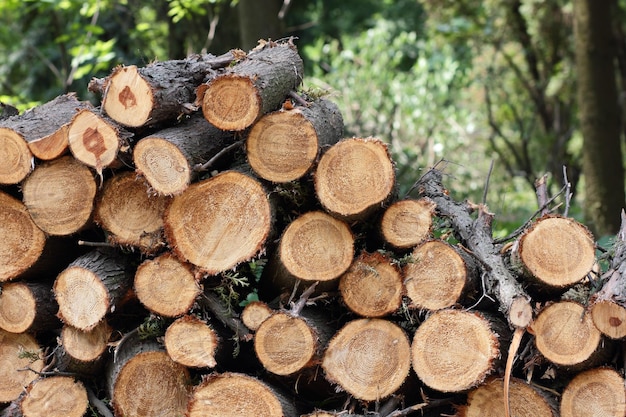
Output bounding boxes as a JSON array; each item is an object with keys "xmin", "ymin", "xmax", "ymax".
[{"xmin": 1, "ymin": 0, "xmax": 625, "ymax": 240}]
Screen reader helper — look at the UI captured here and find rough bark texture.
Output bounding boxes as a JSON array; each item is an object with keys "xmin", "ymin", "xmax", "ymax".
[{"xmin": 0, "ymin": 282, "xmax": 59, "ymax": 334}]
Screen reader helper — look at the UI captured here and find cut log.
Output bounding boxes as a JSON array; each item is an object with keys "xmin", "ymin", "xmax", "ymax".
[
  {"xmin": 338, "ymin": 251, "xmax": 403, "ymax": 317},
  {"xmin": 133, "ymin": 113, "xmax": 236, "ymax": 195},
  {"xmin": 322, "ymin": 318, "xmax": 411, "ymax": 401},
  {"xmin": 379, "ymin": 198, "xmax": 435, "ymax": 250},
  {"xmin": 560, "ymin": 367, "xmax": 626, "ymax": 417},
  {"xmin": 95, "ymin": 170, "xmax": 169, "ymax": 253},
  {"xmin": 55, "ymin": 321, "xmax": 112, "ymax": 376},
  {"xmin": 19, "ymin": 376, "xmax": 88, "ymax": 417},
  {"xmin": 197, "ymin": 41, "xmax": 304, "ymax": 131},
  {"xmin": 529, "ymin": 301, "xmax": 606, "ymax": 369},
  {"xmin": 404, "ymin": 239, "xmax": 478, "ymax": 311},
  {"xmin": 411, "ymin": 309, "xmax": 502, "ymax": 393},
  {"xmin": 511, "ymin": 215, "xmax": 596, "ymax": 291},
  {"xmin": 246, "ymin": 98, "xmax": 343, "ymax": 183},
  {"xmin": 241, "ymin": 300, "xmax": 273, "ymax": 331},
  {"xmin": 106, "ymin": 331, "xmax": 190, "ymax": 417},
  {"xmin": 0, "ymin": 329, "xmax": 44, "ymax": 403},
  {"xmin": 0, "ymin": 191, "xmax": 46, "ymax": 282},
  {"xmin": 0, "ymin": 127, "xmax": 32, "ymax": 185},
  {"xmin": 21, "ymin": 155, "xmax": 97, "ymax": 236},
  {"xmin": 187, "ymin": 372, "xmax": 296, "ymax": 417},
  {"xmin": 53, "ymin": 249, "xmax": 134, "ymax": 330},
  {"xmin": 67, "ymin": 109, "xmax": 129, "ymax": 176},
  {"xmin": 457, "ymin": 377, "xmax": 557, "ymax": 417},
  {"xmin": 134, "ymin": 253, "xmax": 202, "ymax": 318},
  {"xmin": 164, "ymin": 170, "xmax": 272, "ymax": 274},
  {"xmin": 314, "ymin": 137, "xmax": 395, "ymax": 222},
  {"xmin": 100, "ymin": 52, "xmax": 235, "ymax": 127},
  {"xmin": 164, "ymin": 315, "xmax": 220, "ymax": 368},
  {"xmin": 266, "ymin": 211, "xmax": 354, "ymax": 293},
  {"xmin": 0, "ymin": 282, "xmax": 59, "ymax": 334}
]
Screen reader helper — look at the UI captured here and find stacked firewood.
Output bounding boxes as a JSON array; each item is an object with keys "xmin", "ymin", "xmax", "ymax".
[{"xmin": 1, "ymin": 39, "xmax": 625, "ymax": 417}]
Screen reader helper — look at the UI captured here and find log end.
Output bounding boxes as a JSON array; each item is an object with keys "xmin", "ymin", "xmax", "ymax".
[
  {"xmin": 560, "ymin": 367, "xmax": 626, "ymax": 417},
  {"xmin": 201, "ymin": 75, "xmax": 262, "ymax": 131},
  {"xmin": 68, "ymin": 109, "xmax": 120, "ymax": 173},
  {"xmin": 0, "ymin": 282, "xmax": 37, "ymax": 333},
  {"xmin": 54, "ymin": 266, "xmax": 109, "ymax": 331},
  {"xmin": 102, "ymin": 65, "xmax": 153, "ymax": 127},
  {"xmin": 380, "ymin": 198, "xmax": 435, "ymax": 249},
  {"xmin": 589, "ymin": 300, "xmax": 626, "ymax": 339},
  {"xmin": 241, "ymin": 300, "xmax": 273, "ymax": 331},
  {"xmin": 27, "ymin": 124, "xmax": 70, "ymax": 160},
  {"xmin": 0, "ymin": 330, "xmax": 44, "ymax": 403},
  {"xmin": 20, "ymin": 376, "xmax": 89, "ymax": 417},
  {"xmin": 164, "ymin": 315, "xmax": 219, "ymax": 368},
  {"xmin": 0, "ymin": 127, "xmax": 32, "ymax": 184},
  {"xmin": 134, "ymin": 137, "xmax": 192, "ymax": 196}
]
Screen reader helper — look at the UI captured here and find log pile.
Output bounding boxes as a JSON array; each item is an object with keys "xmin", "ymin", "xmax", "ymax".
[{"xmin": 1, "ymin": 38, "xmax": 626, "ymax": 417}]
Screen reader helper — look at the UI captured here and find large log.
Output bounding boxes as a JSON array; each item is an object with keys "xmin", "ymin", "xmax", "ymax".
[
  {"xmin": 559, "ymin": 367, "xmax": 626, "ymax": 417},
  {"xmin": 197, "ymin": 40, "xmax": 304, "ymax": 131},
  {"xmin": 18, "ymin": 376, "xmax": 88, "ymax": 417},
  {"xmin": 0, "ymin": 329, "xmax": 44, "ymax": 403}
]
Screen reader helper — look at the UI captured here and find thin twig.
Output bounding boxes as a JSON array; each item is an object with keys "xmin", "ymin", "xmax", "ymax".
[
  {"xmin": 77, "ymin": 240, "xmax": 114, "ymax": 248},
  {"xmin": 194, "ymin": 139, "xmax": 245, "ymax": 172},
  {"xmin": 288, "ymin": 90, "xmax": 310, "ymax": 107},
  {"xmin": 534, "ymin": 174, "xmax": 549, "ymax": 217},
  {"xmin": 290, "ymin": 282, "xmax": 319, "ymax": 316},
  {"xmin": 562, "ymin": 165, "xmax": 573, "ymax": 217},
  {"xmin": 482, "ymin": 160, "xmax": 495, "ymax": 206},
  {"xmin": 86, "ymin": 385, "xmax": 115, "ymax": 417}
]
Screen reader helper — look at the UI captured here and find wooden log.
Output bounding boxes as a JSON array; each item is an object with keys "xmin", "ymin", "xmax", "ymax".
[
  {"xmin": 457, "ymin": 377, "xmax": 557, "ymax": 417},
  {"xmin": 322, "ymin": 318, "xmax": 411, "ymax": 401},
  {"xmin": 411, "ymin": 309, "xmax": 503, "ymax": 393},
  {"xmin": 246, "ymin": 98, "xmax": 343, "ymax": 183},
  {"xmin": 314, "ymin": 137, "xmax": 396, "ymax": 222},
  {"xmin": 403, "ymin": 239, "xmax": 478, "ymax": 311},
  {"xmin": 0, "ymin": 124, "xmax": 31, "ymax": 185},
  {"xmin": 0, "ymin": 282, "xmax": 59, "ymax": 334},
  {"xmin": 197, "ymin": 40, "xmax": 304, "ymax": 131},
  {"xmin": 95, "ymin": 170, "xmax": 170, "ymax": 253},
  {"xmin": 21, "ymin": 155, "xmax": 97, "ymax": 236},
  {"xmin": 18, "ymin": 376, "xmax": 88, "ymax": 417},
  {"xmin": 164, "ymin": 315, "xmax": 220, "ymax": 368},
  {"xmin": 187, "ymin": 372, "xmax": 297, "ymax": 417},
  {"xmin": 106, "ymin": 331, "xmax": 190, "ymax": 417},
  {"xmin": 55, "ymin": 321, "xmax": 112, "ymax": 376},
  {"xmin": 134, "ymin": 253, "xmax": 202, "ymax": 318},
  {"xmin": 338, "ymin": 251, "xmax": 403, "ymax": 317},
  {"xmin": 241, "ymin": 300, "xmax": 273, "ymax": 331},
  {"xmin": 53, "ymin": 249, "xmax": 134, "ymax": 331},
  {"xmin": 560, "ymin": 367, "xmax": 626, "ymax": 417},
  {"xmin": 379, "ymin": 197, "xmax": 435, "ymax": 250},
  {"xmin": 0, "ymin": 329, "xmax": 44, "ymax": 403},
  {"xmin": 511, "ymin": 215, "xmax": 596, "ymax": 292},
  {"xmin": 67, "ymin": 109, "xmax": 131, "ymax": 176},
  {"xmin": 0, "ymin": 191, "xmax": 46, "ymax": 282},
  {"xmin": 265, "ymin": 211, "xmax": 354, "ymax": 293},
  {"xmin": 164, "ymin": 170, "xmax": 272, "ymax": 274},
  {"xmin": 133, "ymin": 114, "xmax": 236, "ymax": 195},
  {"xmin": 99, "ymin": 51, "xmax": 235, "ymax": 127},
  {"xmin": 529, "ymin": 300, "xmax": 607, "ymax": 369}
]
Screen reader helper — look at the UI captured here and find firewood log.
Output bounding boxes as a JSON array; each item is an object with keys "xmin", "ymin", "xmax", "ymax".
[
  {"xmin": 0, "ymin": 282, "xmax": 59, "ymax": 334},
  {"xmin": 18, "ymin": 376, "xmax": 88, "ymax": 417},
  {"xmin": 197, "ymin": 40, "xmax": 304, "ymax": 131},
  {"xmin": 164, "ymin": 315, "xmax": 220, "ymax": 368},
  {"xmin": 95, "ymin": 170, "xmax": 170, "ymax": 253},
  {"xmin": 559, "ymin": 367, "xmax": 626, "ymax": 417},
  {"xmin": 134, "ymin": 253, "xmax": 202, "ymax": 318},
  {"xmin": 55, "ymin": 321, "xmax": 112, "ymax": 376},
  {"xmin": 379, "ymin": 197, "xmax": 436, "ymax": 250},
  {"xmin": 246, "ymin": 98, "xmax": 343, "ymax": 183},
  {"xmin": 241, "ymin": 300, "xmax": 273, "ymax": 331},
  {"xmin": 0, "ymin": 329, "xmax": 44, "ymax": 403},
  {"xmin": 21, "ymin": 155, "xmax": 97, "ymax": 236}
]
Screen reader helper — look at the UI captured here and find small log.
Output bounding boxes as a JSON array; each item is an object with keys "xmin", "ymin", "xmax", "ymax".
[
  {"xmin": 187, "ymin": 372, "xmax": 297, "ymax": 417},
  {"xmin": 164, "ymin": 170, "xmax": 272, "ymax": 274},
  {"xmin": 0, "ymin": 281, "xmax": 59, "ymax": 334},
  {"xmin": 246, "ymin": 98, "xmax": 343, "ymax": 183},
  {"xmin": 266, "ymin": 211, "xmax": 354, "ymax": 292},
  {"xmin": 197, "ymin": 41, "xmax": 304, "ymax": 131},
  {"xmin": 133, "ymin": 114, "xmax": 236, "ymax": 195},
  {"xmin": 560, "ymin": 367, "xmax": 626, "ymax": 417},
  {"xmin": 55, "ymin": 321, "xmax": 112, "ymax": 376},
  {"xmin": 338, "ymin": 251, "xmax": 403, "ymax": 318},
  {"xmin": 457, "ymin": 377, "xmax": 557, "ymax": 417},
  {"xmin": 314, "ymin": 138, "xmax": 396, "ymax": 222},
  {"xmin": 19, "ymin": 376, "xmax": 88, "ymax": 417},
  {"xmin": 0, "ymin": 125, "xmax": 32, "ymax": 185},
  {"xmin": 511, "ymin": 215, "xmax": 596, "ymax": 292},
  {"xmin": 21, "ymin": 155, "xmax": 97, "ymax": 236},
  {"xmin": 0, "ymin": 191, "xmax": 46, "ymax": 282},
  {"xmin": 106, "ymin": 331, "xmax": 190, "ymax": 417},
  {"xmin": 403, "ymin": 239, "xmax": 478, "ymax": 311},
  {"xmin": 529, "ymin": 301, "xmax": 607, "ymax": 369},
  {"xmin": 0, "ymin": 329, "xmax": 44, "ymax": 403},
  {"xmin": 100, "ymin": 51, "xmax": 235, "ymax": 127},
  {"xmin": 322, "ymin": 318, "xmax": 411, "ymax": 401},
  {"xmin": 53, "ymin": 249, "xmax": 134, "ymax": 331},
  {"xmin": 164, "ymin": 315, "xmax": 220, "ymax": 368},
  {"xmin": 411, "ymin": 309, "xmax": 503, "ymax": 393},
  {"xmin": 95, "ymin": 171, "xmax": 169, "ymax": 253},
  {"xmin": 241, "ymin": 300, "xmax": 273, "ymax": 331},
  {"xmin": 134, "ymin": 253, "xmax": 202, "ymax": 318},
  {"xmin": 379, "ymin": 198, "xmax": 435, "ymax": 250},
  {"xmin": 67, "ymin": 109, "xmax": 130, "ymax": 176}
]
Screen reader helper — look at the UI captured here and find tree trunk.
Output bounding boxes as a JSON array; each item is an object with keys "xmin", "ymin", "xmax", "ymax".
[
  {"xmin": 560, "ymin": 367, "xmax": 626, "ymax": 417},
  {"xmin": 237, "ymin": 0, "xmax": 284, "ymax": 51},
  {"xmin": 574, "ymin": 0, "xmax": 625, "ymax": 236}
]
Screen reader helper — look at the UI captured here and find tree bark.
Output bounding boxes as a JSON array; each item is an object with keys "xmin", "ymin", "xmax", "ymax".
[
  {"xmin": 574, "ymin": 0, "xmax": 625, "ymax": 236},
  {"xmin": 237, "ymin": 0, "xmax": 284, "ymax": 51},
  {"xmin": 55, "ymin": 321, "xmax": 112, "ymax": 376}
]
